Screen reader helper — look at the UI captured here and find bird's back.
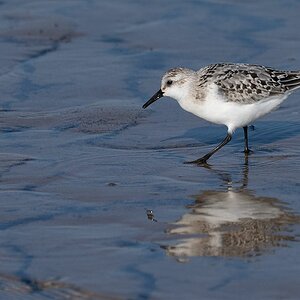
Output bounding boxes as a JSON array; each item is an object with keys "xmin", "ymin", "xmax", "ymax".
[{"xmin": 197, "ymin": 63, "xmax": 300, "ymax": 104}]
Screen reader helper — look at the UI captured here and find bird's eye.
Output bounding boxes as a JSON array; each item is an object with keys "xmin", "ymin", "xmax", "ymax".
[{"xmin": 166, "ymin": 80, "xmax": 173, "ymax": 86}]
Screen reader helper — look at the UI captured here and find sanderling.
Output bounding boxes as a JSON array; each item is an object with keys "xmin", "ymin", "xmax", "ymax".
[{"xmin": 143, "ymin": 63, "xmax": 300, "ymax": 165}]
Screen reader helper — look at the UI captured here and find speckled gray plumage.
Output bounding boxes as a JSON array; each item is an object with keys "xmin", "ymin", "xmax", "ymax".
[{"xmin": 197, "ymin": 63, "xmax": 300, "ymax": 103}]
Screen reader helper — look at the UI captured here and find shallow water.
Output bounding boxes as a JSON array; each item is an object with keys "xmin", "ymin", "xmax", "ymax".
[{"xmin": 0, "ymin": 0, "xmax": 300, "ymax": 299}]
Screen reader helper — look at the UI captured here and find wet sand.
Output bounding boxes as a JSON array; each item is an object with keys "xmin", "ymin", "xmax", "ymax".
[{"xmin": 0, "ymin": 1, "xmax": 299, "ymax": 299}]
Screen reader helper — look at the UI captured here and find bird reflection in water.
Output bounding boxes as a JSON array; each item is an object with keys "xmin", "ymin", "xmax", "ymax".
[{"xmin": 163, "ymin": 162, "xmax": 300, "ymax": 261}]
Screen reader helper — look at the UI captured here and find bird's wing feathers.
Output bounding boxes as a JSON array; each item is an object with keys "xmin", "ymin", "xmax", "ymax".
[
  {"xmin": 275, "ymin": 71, "xmax": 300, "ymax": 90},
  {"xmin": 198, "ymin": 63, "xmax": 300, "ymax": 104}
]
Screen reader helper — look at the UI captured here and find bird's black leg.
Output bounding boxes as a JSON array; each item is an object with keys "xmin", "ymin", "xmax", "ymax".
[
  {"xmin": 185, "ymin": 133, "xmax": 232, "ymax": 165},
  {"xmin": 243, "ymin": 126, "xmax": 252, "ymax": 154}
]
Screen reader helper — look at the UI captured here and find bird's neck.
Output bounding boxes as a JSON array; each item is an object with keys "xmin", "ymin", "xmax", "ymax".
[{"xmin": 176, "ymin": 82, "xmax": 205, "ymax": 109}]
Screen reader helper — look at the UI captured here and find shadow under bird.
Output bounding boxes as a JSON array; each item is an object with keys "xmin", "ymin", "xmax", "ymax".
[{"xmin": 142, "ymin": 63, "xmax": 300, "ymax": 165}]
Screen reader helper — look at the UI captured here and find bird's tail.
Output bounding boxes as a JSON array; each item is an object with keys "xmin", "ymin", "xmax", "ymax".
[{"xmin": 279, "ymin": 71, "xmax": 300, "ymax": 91}]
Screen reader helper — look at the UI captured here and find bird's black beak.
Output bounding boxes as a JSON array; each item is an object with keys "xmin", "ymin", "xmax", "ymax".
[{"xmin": 142, "ymin": 89, "xmax": 164, "ymax": 109}]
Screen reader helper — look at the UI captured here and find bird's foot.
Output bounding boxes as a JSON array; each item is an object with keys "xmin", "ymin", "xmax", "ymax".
[
  {"xmin": 184, "ymin": 156, "xmax": 210, "ymax": 166},
  {"xmin": 244, "ymin": 149, "xmax": 253, "ymax": 155}
]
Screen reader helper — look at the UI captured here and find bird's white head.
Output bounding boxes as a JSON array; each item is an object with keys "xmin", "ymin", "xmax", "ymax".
[{"xmin": 143, "ymin": 67, "xmax": 196, "ymax": 109}]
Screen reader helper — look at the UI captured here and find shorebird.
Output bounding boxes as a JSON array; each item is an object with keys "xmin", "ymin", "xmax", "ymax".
[{"xmin": 142, "ymin": 63, "xmax": 300, "ymax": 164}]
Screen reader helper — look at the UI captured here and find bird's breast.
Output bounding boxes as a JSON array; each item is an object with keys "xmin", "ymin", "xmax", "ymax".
[{"xmin": 177, "ymin": 83, "xmax": 228, "ymax": 125}]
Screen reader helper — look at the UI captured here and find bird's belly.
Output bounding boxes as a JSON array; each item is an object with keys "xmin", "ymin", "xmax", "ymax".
[{"xmin": 180, "ymin": 95, "xmax": 287, "ymax": 133}]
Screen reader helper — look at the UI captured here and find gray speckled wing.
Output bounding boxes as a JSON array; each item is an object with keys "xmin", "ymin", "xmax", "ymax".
[{"xmin": 198, "ymin": 63, "xmax": 300, "ymax": 104}]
